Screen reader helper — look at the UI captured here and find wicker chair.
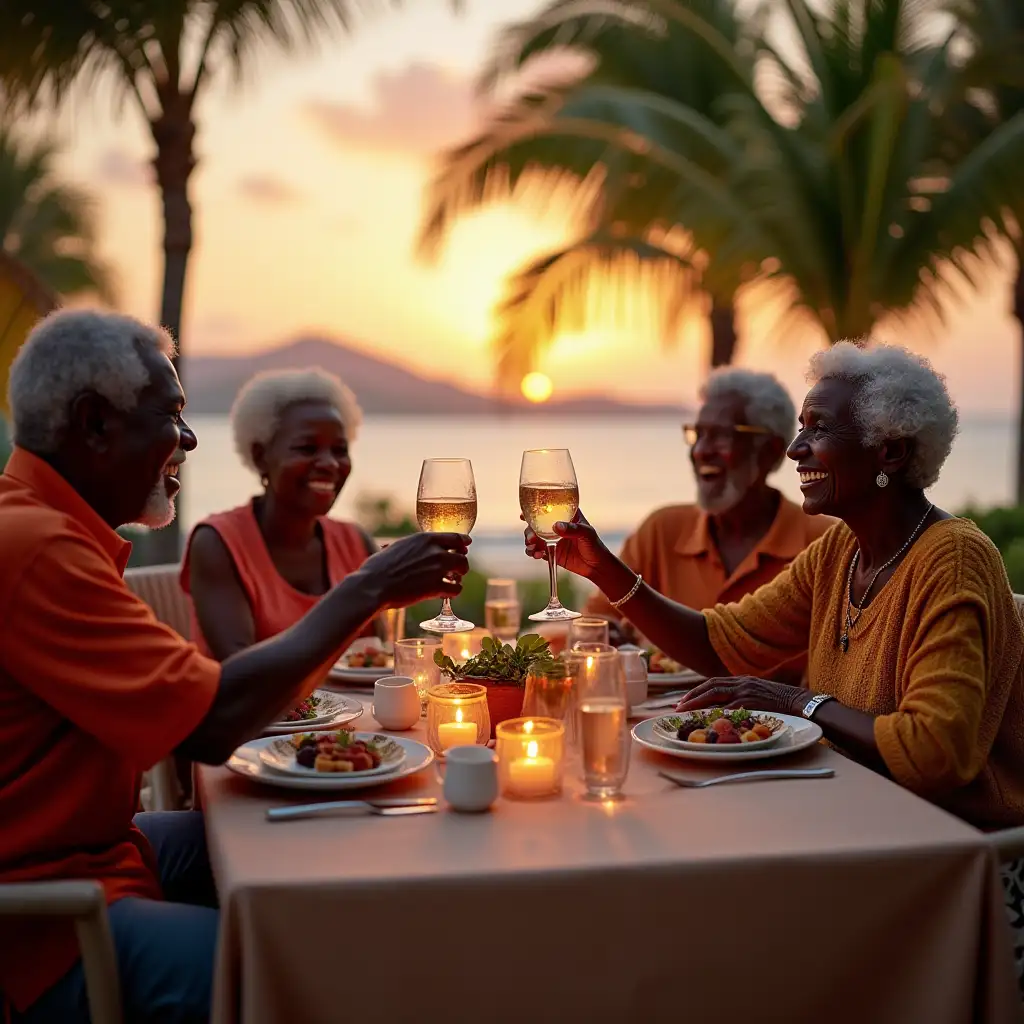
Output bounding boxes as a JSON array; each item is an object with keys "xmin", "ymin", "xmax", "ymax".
[
  {"xmin": 0, "ymin": 880, "xmax": 121, "ymax": 1023},
  {"xmin": 123, "ymin": 564, "xmax": 192, "ymax": 811}
]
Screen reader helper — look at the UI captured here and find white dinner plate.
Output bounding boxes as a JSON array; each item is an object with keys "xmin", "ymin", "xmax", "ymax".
[
  {"xmin": 646, "ymin": 669, "xmax": 703, "ymax": 690},
  {"xmin": 259, "ymin": 731, "xmax": 406, "ymax": 778},
  {"xmin": 632, "ymin": 713, "xmax": 823, "ymax": 763},
  {"xmin": 227, "ymin": 734, "xmax": 433, "ymax": 792},
  {"xmin": 266, "ymin": 691, "xmax": 363, "ymax": 731}
]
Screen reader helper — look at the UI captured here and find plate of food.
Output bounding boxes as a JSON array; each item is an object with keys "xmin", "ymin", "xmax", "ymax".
[
  {"xmin": 259, "ymin": 729, "xmax": 406, "ymax": 778},
  {"xmin": 264, "ymin": 691, "xmax": 363, "ymax": 733},
  {"xmin": 329, "ymin": 640, "xmax": 394, "ymax": 683},
  {"xmin": 632, "ymin": 713, "xmax": 822, "ymax": 764},
  {"xmin": 227, "ymin": 734, "xmax": 434, "ymax": 792},
  {"xmin": 652, "ymin": 708, "xmax": 787, "ymax": 751},
  {"xmin": 645, "ymin": 649, "xmax": 703, "ymax": 688}
]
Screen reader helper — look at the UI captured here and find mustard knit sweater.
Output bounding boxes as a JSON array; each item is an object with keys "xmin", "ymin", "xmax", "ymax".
[{"xmin": 704, "ymin": 518, "xmax": 1024, "ymax": 829}]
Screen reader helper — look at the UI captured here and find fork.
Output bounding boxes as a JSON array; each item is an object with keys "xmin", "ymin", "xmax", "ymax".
[
  {"xmin": 266, "ymin": 798, "xmax": 438, "ymax": 822},
  {"xmin": 658, "ymin": 767, "xmax": 834, "ymax": 789}
]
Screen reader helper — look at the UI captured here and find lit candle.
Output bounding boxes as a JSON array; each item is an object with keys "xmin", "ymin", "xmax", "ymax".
[
  {"xmin": 437, "ymin": 707, "xmax": 478, "ymax": 750},
  {"xmin": 507, "ymin": 740, "xmax": 556, "ymax": 797}
]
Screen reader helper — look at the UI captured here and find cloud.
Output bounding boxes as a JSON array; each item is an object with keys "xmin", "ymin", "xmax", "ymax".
[
  {"xmin": 95, "ymin": 148, "xmax": 152, "ymax": 187},
  {"xmin": 304, "ymin": 63, "xmax": 476, "ymax": 156},
  {"xmin": 237, "ymin": 175, "xmax": 300, "ymax": 205}
]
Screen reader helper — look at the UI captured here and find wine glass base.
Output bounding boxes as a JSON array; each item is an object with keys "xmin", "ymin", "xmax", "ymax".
[
  {"xmin": 528, "ymin": 607, "xmax": 582, "ymax": 622},
  {"xmin": 579, "ymin": 788, "xmax": 626, "ymax": 803},
  {"xmin": 420, "ymin": 616, "xmax": 475, "ymax": 634}
]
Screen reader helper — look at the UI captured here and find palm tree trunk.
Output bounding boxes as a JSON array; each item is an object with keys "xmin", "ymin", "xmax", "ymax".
[
  {"xmin": 708, "ymin": 298, "xmax": 738, "ymax": 367},
  {"xmin": 147, "ymin": 103, "xmax": 196, "ymax": 566},
  {"xmin": 1014, "ymin": 254, "xmax": 1024, "ymax": 507}
]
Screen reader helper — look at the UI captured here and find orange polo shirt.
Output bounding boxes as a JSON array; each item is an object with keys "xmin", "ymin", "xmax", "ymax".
[
  {"xmin": 0, "ymin": 448, "xmax": 221, "ymax": 1012},
  {"xmin": 585, "ymin": 495, "xmax": 834, "ymax": 676}
]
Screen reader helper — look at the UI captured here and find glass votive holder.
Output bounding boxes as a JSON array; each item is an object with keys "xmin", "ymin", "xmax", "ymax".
[
  {"xmin": 522, "ymin": 663, "xmax": 576, "ymax": 745},
  {"xmin": 394, "ymin": 637, "xmax": 441, "ymax": 707},
  {"xmin": 496, "ymin": 717, "xmax": 565, "ymax": 799},
  {"xmin": 442, "ymin": 627, "xmax": 490, "ymax": 662},
  {"xmin": 567, "ymin": 616, "xmax": 611, "ymax": 648},
  {"xmin": 426, "ymin": 683, "xmax": 491, "ymax": 755}
]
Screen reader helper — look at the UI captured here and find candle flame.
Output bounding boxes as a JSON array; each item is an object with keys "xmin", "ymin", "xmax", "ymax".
[
  {"xmin": 461, "ymin": 649, "xmax": 470, "ymax": 660},
  {"xmin": 526, "ymin": 740, "xmax": 538, "ymax": 758},
  {"xmin": 455, "ymin": 708, "xmax": 463, "ymax": 723},
  {"xmin": 524, "ymin": 720, "xmax": 534, "ymax": 734},
  {"xmin": 586, "ymin": 656, "xmax": 594, "ymax": 670}
]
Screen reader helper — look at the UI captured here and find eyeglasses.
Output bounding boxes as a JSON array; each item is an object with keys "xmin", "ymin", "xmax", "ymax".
[{"xmin": 682, "ymin": 424, "xmax": 772, "ymax": 448}]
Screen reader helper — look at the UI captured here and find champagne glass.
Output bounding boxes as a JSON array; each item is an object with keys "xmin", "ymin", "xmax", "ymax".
[
  {"xmin": 416, "ymin": 458, "xmax": 476, "ymax": 633},
  {"xmin": 485, "ymin": 578, "xmax": 521, "ymax": 643},
  {"xmin": 566, "ymin": 643, "xmax": 630, "ymax": 801},
  {"xmin": 519, "ymin": 448, "xmax": 581, "ymax": 622}
]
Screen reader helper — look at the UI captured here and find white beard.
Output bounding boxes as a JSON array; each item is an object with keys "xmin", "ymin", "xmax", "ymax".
[{"xmin": 135, "ymin": 477, "xmax": 176, "ymax": 529}]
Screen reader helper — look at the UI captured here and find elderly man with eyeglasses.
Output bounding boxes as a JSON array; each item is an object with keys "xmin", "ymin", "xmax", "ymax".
[{"xmin": 586, "ymin": 369, "xmax": 834, "ymax": 668}]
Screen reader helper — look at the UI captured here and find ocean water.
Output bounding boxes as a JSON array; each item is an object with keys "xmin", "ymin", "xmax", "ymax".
[{"xmin": 180, "ymin": 413, "xmax": 1015, "ymax": 578}]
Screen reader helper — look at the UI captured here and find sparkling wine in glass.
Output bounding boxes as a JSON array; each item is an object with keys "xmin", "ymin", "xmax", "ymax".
[
  {"xmin": 567, "ymin": 643, "xmax": 631, "ymax": 801},
  {"xmin": 485, "ymin": 578, "xmax": 521, "ymax": 643},
  {"xmin": 519, "ymin": 448, "xmax": 581, "ymax": 622},
  {"xmin": 416, "ymin": 458, "xmax": 476, "ymax": 633}
]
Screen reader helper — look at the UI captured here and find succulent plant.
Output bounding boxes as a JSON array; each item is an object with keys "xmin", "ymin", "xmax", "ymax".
[{"xmin": 433, "ymin": 634, "xmax": 558, "ymax": 687}]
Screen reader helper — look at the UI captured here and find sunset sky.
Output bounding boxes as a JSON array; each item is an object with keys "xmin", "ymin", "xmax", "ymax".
[{"xmin": 34, "ymin": 0, "xmax": 1023, "ymax": 414}]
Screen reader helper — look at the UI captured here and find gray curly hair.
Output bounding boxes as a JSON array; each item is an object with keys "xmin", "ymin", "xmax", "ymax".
[
  {"xmin": 231, "ymin": 367, "xmax": 362, "ymax": 475},
  {"xmin": 700, "ymin": 367, "xmax": 796, "ymax": 470},
  {"xmin": 7, "ymin": 309, "xmax": 175, "ymax": 453},
  {"xmin": 806, "ymin": 341, "xmax": 959, "ymax": 489}
]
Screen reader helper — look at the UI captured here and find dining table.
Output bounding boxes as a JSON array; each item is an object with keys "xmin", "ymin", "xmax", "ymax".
[{"xmin": 198, "ymin": 696, "xmax": 1021, "ymax": 1024}]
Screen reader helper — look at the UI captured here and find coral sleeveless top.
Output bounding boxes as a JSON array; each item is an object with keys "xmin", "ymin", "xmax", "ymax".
[{"xmin": 180, "ymin": 500, "xmax": 375, "ymax": 656}]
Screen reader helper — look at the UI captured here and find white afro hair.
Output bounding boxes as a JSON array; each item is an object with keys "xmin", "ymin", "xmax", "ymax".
[
  {"xmin": 230, "ymin": 367, "xmax": 362, "ymax": 475},
  {"xmin": 806, "ymin": 341, "xmax": 959, "ymax": 489}
]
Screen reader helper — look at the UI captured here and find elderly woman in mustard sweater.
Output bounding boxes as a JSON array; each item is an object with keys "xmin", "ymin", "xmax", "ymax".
[{"xmin": 526, "ymin": 342, "xmax": 1024, "ymax": 832}]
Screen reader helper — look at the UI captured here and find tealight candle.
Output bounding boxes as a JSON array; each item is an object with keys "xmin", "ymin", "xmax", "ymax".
[
  {"xmin": 438, "ymin": 708, "xmax": 478, "ymax": 750},
  {"xmin": 508, "ymin": 740, "xmax": 556, "ymax": 797},
  {"xmin": 426, "ymin": 683, "xmax": 490, "ymax": 755},
  {"xmin": 496, "ymin": 717, "xmax": 565, "ymax": 799}
]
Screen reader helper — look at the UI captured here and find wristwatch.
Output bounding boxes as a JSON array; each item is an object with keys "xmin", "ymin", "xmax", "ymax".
[{"xmin": 802, "ymin": 693, "xmax": 835, "ymax": 719}]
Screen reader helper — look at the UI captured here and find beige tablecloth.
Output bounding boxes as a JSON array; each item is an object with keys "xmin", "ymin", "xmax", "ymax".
[{"xmin": 199, "ymin": 704, "xmax": 1020, "ymax": 1024}]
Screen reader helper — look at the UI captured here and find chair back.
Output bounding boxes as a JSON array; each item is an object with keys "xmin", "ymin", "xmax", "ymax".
[{"xmin": 124, "ymin": 564, "xmax": 191, "ymax": 640}]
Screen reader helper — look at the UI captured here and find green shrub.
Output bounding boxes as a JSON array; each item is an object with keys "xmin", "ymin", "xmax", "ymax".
[{"xmin": 958, "ymin": 504, "xmax": 1024, "ymax": 591}]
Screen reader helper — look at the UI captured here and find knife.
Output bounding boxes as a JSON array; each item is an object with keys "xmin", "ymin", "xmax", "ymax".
[{"xmin": 266, "ymin": 797, "xmax": 437, "ymax": 822}]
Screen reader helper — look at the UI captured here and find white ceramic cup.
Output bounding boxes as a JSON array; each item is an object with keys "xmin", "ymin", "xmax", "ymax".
[
  {"xmin": 372, "ymin": 676, "xmax": 421, "ymax": 731},
  {"xmin": 437, "ymin": 745, "xmax": 498, "ymax": 813}
]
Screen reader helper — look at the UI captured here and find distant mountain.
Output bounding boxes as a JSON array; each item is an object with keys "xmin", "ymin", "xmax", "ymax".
[{"xmin": 182, "ymin": 337, "xmax": 686, "ymax": 417}]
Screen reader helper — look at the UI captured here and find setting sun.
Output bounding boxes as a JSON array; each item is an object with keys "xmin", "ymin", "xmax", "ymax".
[{"xmin": 520, "ymin": 371, "xmax": 554, "ymax": 403}]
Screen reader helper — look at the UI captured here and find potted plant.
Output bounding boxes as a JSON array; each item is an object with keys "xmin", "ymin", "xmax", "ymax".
[{"xmin": 434, "ymin": 634, "xmax": 558, "ymax": 737}]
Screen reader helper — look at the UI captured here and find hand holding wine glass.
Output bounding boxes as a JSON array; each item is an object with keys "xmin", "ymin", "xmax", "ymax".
[
  {"xmin": 519, "ymin": 448, "xmax": 582, "ymax": 622},
  {"xmin": 417, "ymin": 458, "xmax": 477, "ymax": 633},
  {"xmin": 522, "ymin": 508, "xmax": 612, "ymax": 581}
]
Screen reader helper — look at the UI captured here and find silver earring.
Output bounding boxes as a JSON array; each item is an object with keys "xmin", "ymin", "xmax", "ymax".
[{"xmin": 876, "ymin": 471, "xmax": 889, "ymax": 489}]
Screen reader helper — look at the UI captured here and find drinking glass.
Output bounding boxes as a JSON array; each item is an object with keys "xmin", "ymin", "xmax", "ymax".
[
  {"xmin": 485, "ymin": 578, "xmax": 521, "ymax": 642},
  {"xmin": 416, "ymin": 458, "xmax": 476, "ymax": 633},
  {"xmin": 566, "ymin": 643, "xmax": 630, "ymax": 801},
  {"xmin": 394, "ymin": 637, "xmax": 441, "ymax": 708},
  {"xmin": 568, "ymin": 616, "xmax": 610, "ymax": 648},
  {"xmin": 519, "ymin": 448, "xmax": 581, "ymax": 622}
]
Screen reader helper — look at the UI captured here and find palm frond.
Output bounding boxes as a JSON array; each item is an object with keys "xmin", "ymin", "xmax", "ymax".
[{"xmin": 488, "ymin": 232, "xmax": 702, "ymax": 389}]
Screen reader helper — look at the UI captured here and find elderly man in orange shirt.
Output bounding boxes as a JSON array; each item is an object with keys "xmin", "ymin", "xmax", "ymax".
[
  {"xmin": 0, "ymin": 310, "xmax": 471, "ymax": 1024},
  {"xmin": 586, "ymin": 368, "xmax": 833, "ymax": 665}
]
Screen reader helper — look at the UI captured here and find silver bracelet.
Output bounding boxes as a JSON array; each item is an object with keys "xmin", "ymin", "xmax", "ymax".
[
  {"xmin": 609, "ymin": 573, "xmax": 643, "ymax": 609},
  {"xmin": 802, "ymin": 693, "xmax": 834, "ymax": 719}
]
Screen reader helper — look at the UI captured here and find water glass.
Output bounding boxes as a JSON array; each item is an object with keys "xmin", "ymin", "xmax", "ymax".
[
  {"xmin": 485, "ymin": 579, "xmax": 521, "ymax": 643},
  {"xmin": 565, "ymin": 643, "xmax": 630, "ymax": 801},
  {"xmin": 382, "ymin": 606, "xmax": 406, "ymax": 649},
  {"xmin": 567, "ymin": 616, "xmax": 610, "ymax": 649},
  {"xmin": 394, "ymin": 637, "xmax": 441, "ymax": 708}
]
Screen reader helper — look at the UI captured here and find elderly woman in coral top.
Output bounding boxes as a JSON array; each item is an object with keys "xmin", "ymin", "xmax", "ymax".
[
  {"xmin": 183, "ymin": 368, "xmax": 380, "ymax": 660},
  {"xmin": 528, "ymin": 343, "xmax": 1024, "ymax": 833}
]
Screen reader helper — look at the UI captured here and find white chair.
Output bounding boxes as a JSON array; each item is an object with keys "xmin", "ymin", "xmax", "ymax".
[
  {"xmin": 124, "ymin": 564, "xmax": 192, "ymax": 811},
  {"xmin": 0, "ymin": 880, "xmax": 121, "ymax": 1023}
]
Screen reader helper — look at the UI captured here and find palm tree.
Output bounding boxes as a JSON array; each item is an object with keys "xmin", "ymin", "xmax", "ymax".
[
  {"xmin": 419, "ymin": 0, "xmax": 759, "ymax": 388},
  {"xmin": 0, "ymin": 126, "xmax": 113, "ymax": 301},
  {"xmin": 944, "ymin": 0, "xmax": 1024, "ymax": 502},
  {"xmin": 0, "ymin": 0, "xmax": 458, "ymax": 560},
  {"xmin": 421, "ymin": 0, "xmax": 1024, "ymax": 397}
]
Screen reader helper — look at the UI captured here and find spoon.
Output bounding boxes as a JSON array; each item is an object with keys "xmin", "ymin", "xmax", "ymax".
[{"xmin": 659, "ymin": 767, "xmax": 834, "ymax": 789}]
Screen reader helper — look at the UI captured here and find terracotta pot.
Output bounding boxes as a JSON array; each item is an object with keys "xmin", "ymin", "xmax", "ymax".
[{"xmin": 461, "ymin": 679, "xmax": 525, "ymax": 738}]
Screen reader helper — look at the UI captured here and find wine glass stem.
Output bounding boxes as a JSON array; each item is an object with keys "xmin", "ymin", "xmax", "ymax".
[
  {"xmin": 439, "ymin": 596, "xmax": 454, "ymax": 619},
  {"xmin": 546, "ymin": 542, "xmax": 562, "ymax": 609}
]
